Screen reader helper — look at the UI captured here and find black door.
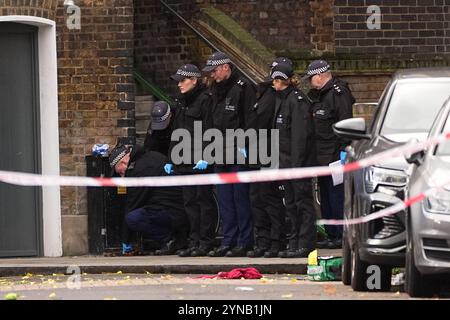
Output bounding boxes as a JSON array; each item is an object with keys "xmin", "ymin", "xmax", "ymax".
[{"xmin": 0, "ymin": 22, "xmax": 42, "ymax": 257}]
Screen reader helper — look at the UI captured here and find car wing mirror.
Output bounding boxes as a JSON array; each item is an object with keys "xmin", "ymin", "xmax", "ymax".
[
  {"xmin": 406, "ymin": 150, "xmax": 425, "ymax": 166},
  {"xmin": 333, "ymin": 118, "xmax": 371, "ymax": 141}
]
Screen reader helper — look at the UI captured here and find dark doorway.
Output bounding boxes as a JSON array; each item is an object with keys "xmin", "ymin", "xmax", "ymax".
[{"xmin": 0, "ymin": 22, "xmax": 42, "ymax": 257}]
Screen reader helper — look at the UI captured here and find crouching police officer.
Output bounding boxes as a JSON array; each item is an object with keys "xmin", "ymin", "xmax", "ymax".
[
  {"xmin": 109, "ymin": 145, "xmax": 189, "ymax": 255},
  {"xmin": 303, "ymin": 60, "xmax": 355, "ymax": 249}
]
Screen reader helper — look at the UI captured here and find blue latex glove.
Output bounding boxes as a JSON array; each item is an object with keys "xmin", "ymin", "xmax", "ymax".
[
  {"xmin": 238, "ymin": 147, "xmax": 247, "ymax": 159},
  {"xmin": 340, "ymin": 151, "xmax": 347, "ymax": 165},
  {"xmin": 164, "ymin": 163, "xmax": 174, "ymax": 174},
  {"xmin": 193, "ymin": 160, "xmax": 208, "ymax": 170},
  {"xmin": 122, "ymin": 243, "xmax": 133, "ymax": 255}
]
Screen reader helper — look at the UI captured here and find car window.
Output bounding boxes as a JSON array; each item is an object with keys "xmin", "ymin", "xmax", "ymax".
[
  {"xmin": 380, "ymin": 80, "xmax": 450, "ymax": 138},
  {"xmin": 369, "ymin": 80, "xmax": 392, "ymax": 132},
  {"xmin": 436, "ymin": 113, "xmax": 450, "ymax": 156}
]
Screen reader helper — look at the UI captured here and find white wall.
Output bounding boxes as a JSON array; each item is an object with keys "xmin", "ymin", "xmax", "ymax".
[{"xmin": 0, "ymin": 16, "xmax": 62, "ymax": 257}]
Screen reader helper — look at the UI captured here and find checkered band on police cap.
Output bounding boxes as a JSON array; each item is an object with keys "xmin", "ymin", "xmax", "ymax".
[
  {"xmin": 151, "ymin": 101, "xmax": 172, "ymax": 130},
  {"xmin": 170, "ymin": 64, "xmax": 201, "ymax": 81},
  {"xmin": 303, "ymin": 60, "xmax": 331, "ymax": 79},
  {"xmin": 109, "ymin": 145, "xmax": 129, "ymax": 168},
  {"xmin": 202, "ymin": 52, "xmax": 232, "ymax": 71},
  {"xmin": 270, "ymin": 63, "xmax": 294, "ymax": 80}
]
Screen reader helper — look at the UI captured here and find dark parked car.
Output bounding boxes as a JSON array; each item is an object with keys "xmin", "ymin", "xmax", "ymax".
[
  {"xmin": 333, "ymin": 68, "xmax": 450, "ymax": 291},
  {"xmin": 405, "ymin": 96, "xmax": 450, "ymax": 297}
]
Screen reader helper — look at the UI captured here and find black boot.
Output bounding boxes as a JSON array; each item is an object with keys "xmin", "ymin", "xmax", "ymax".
[
  {"xmin": 279, "ymin": 239, "xmax": 298, "ymax": 258},
  {"xmin": 247, "ymin": 247, "xmax": 268, "ymax": 258}
]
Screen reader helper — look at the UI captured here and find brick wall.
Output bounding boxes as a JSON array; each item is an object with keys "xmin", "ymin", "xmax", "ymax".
[
  {"xmin": 208, "ymin": 0, "xmax": 313, "ymax": 55},
  {"xmin": 310, "ymin": 0, "xmax": 335, "ymax": 55},
  {"xmin": 134, "ymin": 0, "xmax": 203, "ymax": 95},
  {"xmin": 334, "ymin": 0, "xmax": 450, "ymax": 56},
  {"xmin": 0, "ymin": 0, "xmax": 58, "ymax": 19},
  {"xmin": 55, "ymin": 0, "xmax": 135, "ymax": 219}
]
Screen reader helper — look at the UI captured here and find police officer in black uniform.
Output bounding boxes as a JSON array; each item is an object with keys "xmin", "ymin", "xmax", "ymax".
[
  {"xmin": 270, "ymin": 63, "xmax": 317, "ymax": 258},
  {"xmin": 202, "ymin": 52, "xmax": 257, "ymax": 257},
  {"xmin": 164, "ymin": 64, "xmax": 218, "ymax": 257},
  {"xmin": 246, "ymin": 58, "xmax": 291, "ymax": 258},
  {"xmin": 144, "ymin": 101, "xmax": 174, "ymax": 156},
  {"xmin": 109, "ymin": 145, "xmax": 189, "ymax": 255},
  {"xmin": 303, "ymin": 60, "xmax": 355, "ymax": 249}
]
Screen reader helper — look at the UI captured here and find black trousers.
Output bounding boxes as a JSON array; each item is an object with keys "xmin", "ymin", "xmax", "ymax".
[
  {"xmin": 182, "ymin": 184, "xmax": 217, "ymax": 248},
  {"xmin": 318, "ymin": 175, "xmax": 344, "ymax": 239},
  {"xmin": 250, "ymin": 181, "xmax": 285, "ymax": 250},
  {"xmin": 283, "ymin": 178, "xmax": 317, "ymax": 250}
]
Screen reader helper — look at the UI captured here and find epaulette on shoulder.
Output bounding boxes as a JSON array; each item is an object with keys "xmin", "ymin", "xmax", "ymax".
[
  {"xmin": 333, "ymin": 84, "xmax": 343, "ymax": 95},
  {"xmin": 237, "ymin": 79, "xmax": 245, "ymax": 86},
  {"xmin": 293, "ymin": 90, "xmax": 303, "ymax": 100}
]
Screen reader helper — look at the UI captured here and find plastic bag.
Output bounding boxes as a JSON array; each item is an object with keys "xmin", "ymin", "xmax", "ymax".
[
  {"xmin": 307, "ymin": 256, "xmax": 342, "ymax": 281},
  {"xmin": 92, "ymin": 144, "xmax": 109, "ymax": 156}
]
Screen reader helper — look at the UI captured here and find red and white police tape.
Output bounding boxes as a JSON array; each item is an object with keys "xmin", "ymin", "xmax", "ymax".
[
  {"xmin": 317, "ymin": 180, "xmax": 450, "ymax": 226},
  {"xmin": 1, "ymin": 132, "xmax": 449, "ymax": 188},
  {"xmin": 0, "ymin": 131, "xmax": 449, "ymax": 225}
]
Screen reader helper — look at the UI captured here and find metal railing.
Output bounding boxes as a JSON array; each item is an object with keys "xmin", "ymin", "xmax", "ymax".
[
  {"xmin": 159, "ymin": 0, "xmax": 257, "ymax": 86},
  {"xmin": 133, "ymin": 70, "xmax": 174, "ymax": 106}
]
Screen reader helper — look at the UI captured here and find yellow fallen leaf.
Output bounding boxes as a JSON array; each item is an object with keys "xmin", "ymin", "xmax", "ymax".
[
  {"xmin": 201, "ymin": 285, "xmax": 207, "ymax": 288},
  {"xmin": 4, "ymin": 293, "xmax": 18, "ymax": 300},
  {"xmin": 290, "ymin": 278, "xmax": 298, "ymax": 283},
  {"xmin": 395, "ymin": 291, "xmax": 400, "ymax": 295},
  {"xmin": 116, "ymin": 271, "xmax": 122, "ymax": 274},
  {"xmin": 49, "ymin": 293, "xmax": 57, "ymax": 300},
  {"xmin": 281, "ymin": 293, "xmax": 293, "ymax": 298},
  {"xmin": 103, "ymin": 297, "xmax": 118, "ymax": 300},
  {"xmin": 175, "ymin": 288, "xmax": 184, "ymax": 291}
]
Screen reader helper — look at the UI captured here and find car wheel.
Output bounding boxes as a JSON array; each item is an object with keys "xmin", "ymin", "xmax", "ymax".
[
  {"xmin": 342, "ymin": 230, "xmax": 351, "ymax": 285},
  {"xmin": 405, "ymin": 217, "xmax": 435, "ymax": 297},
  {"xmin": 350, "ymin": 243, "xmax": 391, "ymax": 292},
  {"xmin": 350, "ymin": 243, "xmax": 370, "ymax": 291}
]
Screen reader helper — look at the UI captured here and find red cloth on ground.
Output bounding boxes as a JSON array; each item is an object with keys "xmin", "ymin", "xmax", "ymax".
[{"xmin": 196, "ymin": 267, "xmax": 262, "ymax": 279}]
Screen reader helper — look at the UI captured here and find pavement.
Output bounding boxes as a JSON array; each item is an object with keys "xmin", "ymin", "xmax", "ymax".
[{"xmin": 0, "ymin": 249, "xmax": 341, "ymax": 277}]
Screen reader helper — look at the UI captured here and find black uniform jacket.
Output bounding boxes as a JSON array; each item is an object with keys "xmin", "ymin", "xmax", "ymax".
[
  {"xmin": 308, "ymin": 77, "xmax": 355, "ymax": 166},
  {"xmin": 247, "ymin": 80, "xmax": 277, "ymax": 167},
  {"xmin": 125, "ymin": 147, "xmax": 187, "ymax": 230},
  {"xmin": 209, "ymin": 68, "xmax": 257, "ymax": 165},
  {"xmin": 143, "ymin": 121, "xmax": 173, "ymax": 157},
  {"xmin": 273, "ymin": 85, "xmax": 316, "ymax": 169},
  {"xmin": 168, "ymin": 83, "xmax": 213, "ymax": 173}
]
